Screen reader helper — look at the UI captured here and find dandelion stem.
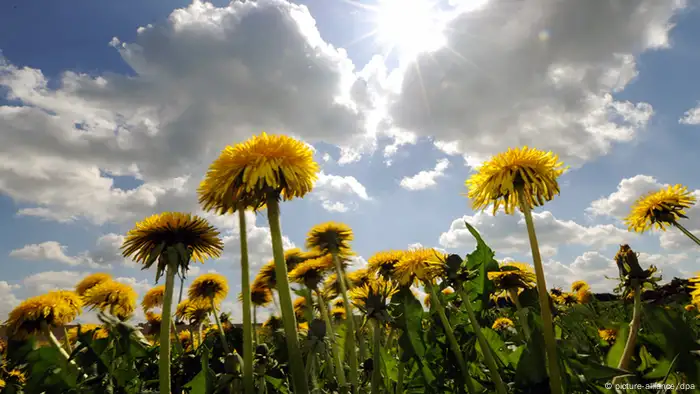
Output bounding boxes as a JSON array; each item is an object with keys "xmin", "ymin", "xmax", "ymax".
[
  {"xmin": 198, "ymin": 323, "xmax": 203, "ymax": 348},
  {"xmin": 62, "ymin": 326, "xmax": 72, "ymax": 353},
  {"xmin": 426, "ymin": 282, "xmax": 475, "ymax": 394},
  {"xmin": 457, "ymin": 286, "xmax": 508, "ymax": 394},
  {"xmin": 370, "ymin": 320, "xmax": 383, "ymax": 394},
  {"xmin": 253, "ymin": 306, "xmax": 258, "ymax": 346},
  {"xmin": 517, "ymin": 191, "xmax": 563, "ymax": 394},
  {"xmin": 332, "ymin": 252, "xmax": 360, "ymax": 394},
  {"xmin": 43, "ymin": 323, "xmax": 72, "ymax": 362},
  {"xmin": 507, "ymin": 288, "xmax": 531, "ymax": 338},
  {"xmin": 673, "ymin": 221, "xmax": 700, "ymax": 247},
  {"xmin": 396, "ymin": 354, "xmax": 405, "ymax": 394},
  {"xmin": 238, "ymin": 209, "xmax": 255, "ymax": 394},
  {"xmin": 178, "ymin": 275, "xmax": 185, "ymax": 306},
  {"xmin": 265, "ymin": 195, "xmax": 310, "ymax": 394},
  {"xmin": 316, "ymin": 290, "xmax": 348, "ymax": 393},
  {"xmin": 210, "ymin": 300, "xmax": 231, "ymax": 354},
  {"xmin": 159, "ymin": 262, "xmax": 177, "ymax": 394},
  {"xmin": 617, "ymin": 280, "xmax": 642, "ymax": 371},
  {"xmin": 171, "ymin": 317, "xmax": 183, "ymax": 355}
]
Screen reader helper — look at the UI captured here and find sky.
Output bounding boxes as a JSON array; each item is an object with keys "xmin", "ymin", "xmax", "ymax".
[{"xmin": 1, "ymin": 0, "xmax": 700, "ymax": 323}]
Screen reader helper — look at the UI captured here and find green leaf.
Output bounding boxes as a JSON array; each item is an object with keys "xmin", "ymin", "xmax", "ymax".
[
  {"xmin": 638, "ymin": 345, "xmax": 658, "ymax": 372},
  {"xmin": 390, "ymin": 287, "xmax": 435, "ymax": 385},
  {"xmin": 462, "ymin": 222, "xmax": 499, "ymax": 313},
  {"xmin": 184, "ymin": 346, "xmax": 214, "ymax": 394},
  {"xmin": 515, "ymin": 314, "xmax": 547, "ymax": 385},
  {"xmin": 566, "ymin": 357, "xmax": 630, "ymax": 382},
  {"xmin": 479, "ymin": 327, "xmax": 509, "ymax": 367},
  {"xmin": 605, "ymin": 323, "xmax": 628, "ymax": 368}
]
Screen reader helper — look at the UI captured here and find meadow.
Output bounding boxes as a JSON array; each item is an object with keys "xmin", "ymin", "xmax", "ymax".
[{"xmin": 1, "ymin": 133, "xmax": 699, "ymax": 394}]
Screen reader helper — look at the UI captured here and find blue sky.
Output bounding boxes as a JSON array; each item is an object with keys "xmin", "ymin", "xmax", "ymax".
[{"xmin": 1, "ymin": 0, "xmax": 700, "ymax": 322}]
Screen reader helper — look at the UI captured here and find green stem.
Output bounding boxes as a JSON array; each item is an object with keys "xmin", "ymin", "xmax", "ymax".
[
  {"xmin": 198, "ymin": 323, "xmax": 203, "ymax": 348},
  {"xmin": 507, "ymin": 288, "xmax": 531, "ymax": 338},
  {"xmin": 178, "ymin": 274, "xmax": 185, "ymax": 306},
  {"xmin": 43, "ymin": 323, "xmax": 72, "ymax": 362},
  {"xmin": 385, "ymin": 327, "xmax": 394, "ymax": 347},
  {"xmin": 211, "ymin": 300, "xmax": 231, "ymax": 354},
  {"xmin": 253, "ymin": 307, "xmax": 258, "ymax": 346},
  {"xmin": 396, "ymin": 354, "xmax": 404, "ymax": 394},
  {"xmin": 358, "ymin": 328, "xmax": 367, "ymax": 366},
  {"xmin": 266, "ymin": 195, "xmax": 310, "ymax": 394},
  {"xmin": 457, "ymin": 287, "xmax": 508, "ymax": 394},
  {"xmin": 239, "ymin": 209, "xmax": 255, "ymax": 394},
  {"xmin": 518, "ymin": 192, "xmax": 564, "ymax": 394},
  {"xmin": 159, "ymin": 262, "xmax": 177, "ymax": 394},
  {"xmin": 426, "ymin": 283, "xmax": 475, "ymax": 394},
  {"xmin": 370, "ymin": 320, "xmax": 383, "ymax": 394},
  {"xmin": 171, "ymin": 317, "xmax": 183, "ymax": 355},
  {"xmin": 332, "ymin": 252, "xmax": 359, "ymax": 394},
  {"xmin": 316, "ymin": 290, "xmax": 348, "ymax": 392},
  {"xmin": 63, "ymin": 326, "xmax": 72, "ymax": 353},
  {"xmin": 189, "ymin": 327, "xmax": 196, "ymax": 350},
  {"xmin": 617, "ymin": 280, "xmax": 642, "ymax": 371},
  {"xmin": 673, "ymin": 221, "xmax": 700, "ymax": 247}
]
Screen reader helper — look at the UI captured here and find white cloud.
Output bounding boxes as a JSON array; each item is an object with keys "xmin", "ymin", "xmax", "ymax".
[
  {"xmin": 400, "ymin": 158, "xmax": 450, "ymax": 190},
  {"xmin": 22, "ymin": 270, "xmax": 91, "ymax": 295},
  {"xmin": 0, "ymin": 0, "xmax": 374, "ymax": 226},
  {"xmin": 0, "ymin": 281, "xmax": 21, "ymax": 322},
  {"xmin": 9, "ymin": 241, "xmax": 107, "ymax": 268},
  {"xmin": 386, "ymin": 0, "xmax": 682, "ymax": 166},
  {"xmin": 311, "ymin": 171, "xmax": 371, "ymax": 212},
  {"xmin": 439, "ymin": 211, "xmax": 636, "ymax": 259},
  {"xmin": 680, "ymin": 103, "xmax": 700, "ymax": 125}
]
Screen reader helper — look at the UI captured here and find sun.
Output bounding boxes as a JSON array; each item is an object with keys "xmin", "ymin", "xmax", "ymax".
[{"xmin": 349, "ymin": 0, "xmax": 447, "ymax": 60}]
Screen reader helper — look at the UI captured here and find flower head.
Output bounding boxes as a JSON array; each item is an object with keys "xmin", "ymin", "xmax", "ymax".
[
  {"xmin": 288, "ymin": 255, "xmax": 335, "ymax": 289},
  {"xmin": 576, "ymin": 288, "xmax": 593, "ymax": 304},
  {"xmin": 684, "ymin": 304, "xmax": 696, "ymax": 312},
  {"xmin": 690, "ymin": 272, "xmax": 700, "ymax": 306},
  {"xmin": 625, "ymin": 185, "xmax": 696, "ymax": 233},
  {"xmin": 198, "ymin": 132, "xmax": 319, "ymax": 212},
  {"xmin": 178, "ymin": 330, "xmax": 195, "ymax": 350},
  {"xmin": 424, "ymin": 287, "xmax": 455, "ymax": 308},
  {"xmin": 466, "ymin": 146, "xmax": 566, "ymax": 215},
  {"xmin": 263, "ymin": 315, "xmax": 283, "ymax": 331},
  {"xmin": 367, "ymin": 250, "xmax": 405, "ymax": 280},
  {"xmin": 570, "ymin": 280, "xmax": 589, "ymax": 293},
  {"xmin": 141, "ymin": 285, "xmax": 166, "ymax": 313},
  {"xmin": 121, "ymin": 212, "xmax": 223, "ymax": 281},
  {"xmin": 0, "ymin": 338, "xmax": 6, "ymax": 354},
  {"xmin": 5, "ymin": 291, "xmax": 82, "ymax": 339},
  {"xmin": 293, "ymin": 297, "xmax": 311, "ymax": 321},
  {"xmin": 488, "ymin": 262, "xmax": 536, "ymax": 291},
  {"xmin": 348, "ymin": 269, "xmax": 372, "ymax": 288},
  {"xmin": 66, "ymin": 324, "xmax": 109, "ymax": 344},
  {"xmin": 550, "ymin": 287, "xmax": 563, "ymax": 297},
  {"xmin": 598, "ymin": 328, "xmax": 617, "ymax": 343},
  {"xmin": 75, "ymin": 273, "xmax": 112, "ymax": 297},
  {"xmin": 248, "ymin": 284, "xmax": 273, "ymax": 307},
  {"xmin": 189, "ymin": 273, "xmax": 229, "ymax": 305},
  {"xmin": 331, "ymin": 306, "xmax": 346, "ymax": 321},
  {"xmin": 348, "ymin": 277, "xmax": 397, "ymax": 321},
  {"xmin": 555, "ymin": 292, "xmax": 578, "ymax": 306},
  {"xmin": 306, "ymin": 222, "xmax": 354, "ymax": 255},
  {"xmin": 83, "ymin": 280, "xmax": 137, "ymax": 320},
  {"xmin": 492, "ymin": 317, "xmax": 514, "ymax": 331},
  {"xmin": 392, "ymin": 248, "xmax": 447, "ymax": 286},
  {"xmin": 175, "ymin": 299, "xmax": 212, "ymax": 325},
  {"xmin": 332, "ymin": 298, "xmax": 345, "ymax": 309}
]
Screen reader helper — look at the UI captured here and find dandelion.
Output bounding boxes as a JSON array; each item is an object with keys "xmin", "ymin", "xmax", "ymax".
[
  {"xmin": 492, "ymin": 317, "xmax": 514, "ymax": 331},
  {"xmin": 75, "ymin": 273, "xmax": 112, "ymax": 297},
  {"xmin": 175, "ymin": 299, "xmax": 212, "ymax": 326},
  {"xmin": 550, "ymin": 287, "xmax": 564, "ymax": 297},
  {"xmin": 466, "ymin": 146, "xmax": 566, "ymax": 394},
  {"xmin": 5, "ymin": 291, "xmax": 81, "ymax": 361},
  {"xmin": 689, "ymin": 273, "xmax": 700, "ymax": 306},
  {"xmin": 424, "ymin": 287, "xmax": 454, "ymax": 308},
  {"xmin": 293, "ymin": 297, "xmax": 311, "ymax": 322},
  {"xmin": 66, "ymin": 324, "xmax": 109, "ymax": 344},
  {"xmin": 83, "ymin": 280, "xmax": 137, "ymax": 321},
  {"xmin": 625, "ymin": 185, "xmax": 700, "ymax": 246},
  {"xmin": 576, "ymin": 288, "xmax": 593, "ymax": 304},
  {"xmin": 121, "ymin": 211, "xmax": 223, "ymax": 394},
  {"xmin": 306, "ymin": 221, "xmax": 358, "ymax": 391},
  {"xmin": 348, "ymin": 278, "xmax": 397, "ymax": 319},
  {"xmin": 555, "ymin": 292, "xmax": 578, "ymax": 306},
  {"xmin": 571, "ymin": 280, "xmax": 589, "ymax": 293},
  {"xmin": 331, "ymin": 307, "xmax": 346, "ymax": 321},
  {"xmin": 598, "ymin": 329, "xmax": 617, "ymax": 343},
  {"xmin": 0, "ymin": 338, "xmax": 6, "ymax": 354},
  {"xmin": 367, "ymin": 250, "xmax": 405, "ymax": 280},
  {"xmin": 142, "ymin": 285, "xmax": 166, "ymax": 313},
  {"xmin": 188, "ymin": 273, "xmax": 231, "ymax": 353},
  {"xmin": 684, "ymin": 304, "xmax": 696, "ymax": 312},
  {"xmin": 178, "ymin": 330, "xmax": 194, "ymax": 351},
  {"xmin": 392, "ymin": 248, "xmax": 446, "ymax": 286},
  {"xmin": 348, "ymin": 269, "xmax": 372, "ymax": 288},
  {"xmin": 288, "ymin": 255, "xmax": 335, "ymax": 290}
]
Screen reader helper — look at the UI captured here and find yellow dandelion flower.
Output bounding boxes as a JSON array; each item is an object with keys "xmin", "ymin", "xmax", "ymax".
[
  {"xmin": 198, "ymin": 132, "xmax": 319, "ymax": 212},
  {"xmin": 288, "ymin": 255, "xmax": 335, "ymax": 289},
  {"xmin": 249, "ymin": 285, "xmax": 273, "ymax": 307},
  {"xmin": 348, "ymin": 277, "xmax": 397, "ymax": 319},
  {"xmin": 146, "ymin": 311, "xmax": 162, "ymax": 325},
  {"xmin": 392, "ymin": 248, "xmax": 447, "ymax": 286},
  {"xmin": 121, "ymin": 212, "xmax": 223, "ymax": 280},
  {"xmin": 6, "ymin": 369, "xmax": 26, "ymax": 384},
  {"xmin": 263, "ymin": 315, "xmax": 283, "ymax": 331},
  {"xmin": 598, "ymin": 329, "xmax": 617, "ymax": 343},
  {"xmin": 254, "ymin": 261, "xmax": 278, "ymax": 289},
  {"xmin": 293, "ymin": 297, "xmax": 310, "ymax": 321},
  {"xmin": 550, "ymin": 287, "xmax": 563, "ymax": 297},
  {"xmin": 488, "ymin": 262, "xmax": 536, "ymax": 291},
  {"xmin": 83, "ymin": 280, "xmax": 137, "ymax": 320},
  {"xmin": 555, "ymin": 292, "xmax": 578, "ymax": 306},
  {"xmin": 347, "ymin": 269, "xmax": 372, "ymax": 288},
  {"xmin": 178, "ymin": 330, "xmax": 196, "ymax": 350},
  {"xmin": 367, "ymin": 250, "xmax": 405, "ymax": 280},
  {"xmin": 142, "ymin": 285, "xmax": 166, "ymax": 313},
  {"xmin": 330, "ymin": 306, "xmax": 346, "ymax": 321},
  {"xmin": 625, "ymin": 185, "xmax": 696, "ymax": 233},
  {"xmin": 424, "ymin": 287, "xmax": 455, "ymax": 308},
  {"xmin": 306, "ymin": 222, "xmax": 354, "ymax": 255},
  {"xmin": 0, "ymin": 338, "xmax": 6, "ymax": 354},
  {"xmin": 332, "ymin": 298, "xmax": 344, "ymax": 309},
  {"xmin": 466, "ymin": 146, "xmax": 566, "ymax": 215},
  {"xmin": 66, "ymin": 324, "xmax": 109, "ymax": 343},
  {"xmin": 576, "ymin": 289, "xmax": 593, "ymax": 304},
  {"xmin": 571, "ymin": 280, "xmax": 589, "ymax": 293},
  {"xmin": 492, "ymin": 317, "xmax": 514, "ymax": 331},
  {"xmin": 321, "ymin": 273, "xmax": 345, "ymax": 300},
  {"xmin": 0, "ymin": 378, "xmax": 4, "ymax": 389},
  {"xmin": 175, "ymin": 299, "xmax": 212, "ymax": 325},
  {"xmin": 687, "ymin": 273, "xmax": 700, "ymax": 306},
  {"xmin": 75, "ymin": 273, "xmax": 112, "ymax": 297},
  {"xmin": 188, "ymin": 273, "xmax": 229, "ymax": 305},
  {"xmin": 297, "ymin": 321, "xmax": 309, "ymax": 333},
  {"xmin": 5, "ymin": 291, "xmax": 82, "ymax": 339},
  {"xmin": 684, "ymin": 304, "xmax": 696, "ymax": 312}
]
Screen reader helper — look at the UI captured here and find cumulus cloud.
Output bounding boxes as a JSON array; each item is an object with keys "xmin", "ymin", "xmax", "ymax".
[
  {"xmin": 0, "ymin": 0, "xmax": 375, "ymax": 225},
  {"xmin": 400, "ymin": 158, "xmax": 450, "ymax": 190},
  {"xmin": 311, "ymin": 171, "xmax": 371, "ymax": 212},
  {"xmin": 587, "ymin": 175, "xmax": 700, "ymax": 250},
  {"xmin": 9, "ymin": 241, "xmax": 105, "ymax": 268},
  {"xmin": 387, "ymin": 0, "xmax": 683, "ymax": 166},
  {"xmin": 679, "ymin": 103, "xmax": 700, "ymax": 125},
  {"xmin": 0, "ymin": 281, "xmax": 21, "ymax": 321},
  {"xmin": 439, "ymin": 211, "xmax": 636, "ymax": 258}
]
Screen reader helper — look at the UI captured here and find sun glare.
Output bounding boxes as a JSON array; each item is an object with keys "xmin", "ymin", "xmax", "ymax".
[{"xmin": 350, "ymin": 0, "xmax": 447, "ymax": 60}]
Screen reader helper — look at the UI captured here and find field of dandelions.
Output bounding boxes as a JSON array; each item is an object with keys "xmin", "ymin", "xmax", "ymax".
[{"xmin": 1, "ymin": 133, "xmax": 700, "ymax": 394}]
